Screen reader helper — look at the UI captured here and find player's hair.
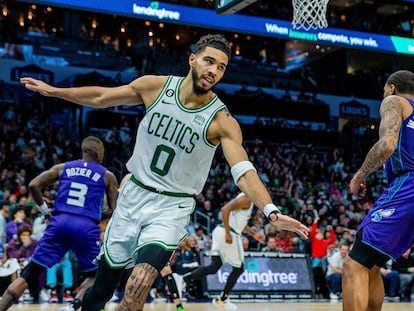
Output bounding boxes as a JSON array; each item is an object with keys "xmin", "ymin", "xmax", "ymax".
[
  {"xmin": 193, "ymin": 34, "xmax": 231, "ymax": 60},
  {"xmin": 81, "ymin": 136, "xmax": 104, "ymax": 162},
  {"xmin": 386, "ymin": 70, "xmax": 414, "ymax": 94}
]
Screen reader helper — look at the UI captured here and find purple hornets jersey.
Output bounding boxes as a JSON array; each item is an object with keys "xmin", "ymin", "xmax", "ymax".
[
  {"xmin": 53, "ymin": 160, "xmax": 106, "ymax": 222},
  {"xmin": 359, "ymin": 97, "xmax": 414, "ymax": 261},
  {"xmin": 384, "ymin": 97, "xmax": 414, "ymax": 181}
]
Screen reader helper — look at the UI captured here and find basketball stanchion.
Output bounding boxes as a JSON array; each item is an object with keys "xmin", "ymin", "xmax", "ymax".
[{"xmin": 292, "ymin": 0, "xmax": 329, "ymax": 31}]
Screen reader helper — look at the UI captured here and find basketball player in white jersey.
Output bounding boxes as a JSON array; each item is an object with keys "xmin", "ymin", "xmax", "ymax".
[
  {"xmin": 19, "ymin": 34, "xmax": 309, "ymax": 311},
  {"xmin": 184, "ymin": 192, "xmax": 265, "ymax": 310}
]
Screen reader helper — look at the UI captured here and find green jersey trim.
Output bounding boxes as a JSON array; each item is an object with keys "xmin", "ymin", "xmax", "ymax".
[
  {"xmin": 203, "ymin": 105, "xmax": 227, "ymax": 148},
  {"xmin": 130, "ymin": 175, "xmax": 195, "ymax": 197},
  {"xmin": 146, "ymin": 75, "xmax": 174, "ymax": 113},
  {"xmin": 175, "ymin": 77, "xmax": 220, "ymax": 113}
]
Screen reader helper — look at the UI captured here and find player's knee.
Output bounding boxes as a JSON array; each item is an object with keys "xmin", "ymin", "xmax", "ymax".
[
  {"xmin": 4, "ymin": 277, "xmax": 29, "ymax": 302},
  {"xmin": 342, "ymin": 256, "xmax": 354, "ymax": 279},
  {"xmin": 6, "ymin": 287, "xmax": 21, "ymax": 302},
  {"xmin": 136, "ymin": 245, "xmax": 173, "ymax": 272},
  {"xmin": 342, "ymin": 257, "xmax": 349, "ymax": 272}
]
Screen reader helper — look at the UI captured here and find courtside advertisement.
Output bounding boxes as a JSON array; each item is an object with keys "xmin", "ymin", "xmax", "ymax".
[{"xmin": 204, "ymin": 254, "xmax": 314, "ymax": 300}]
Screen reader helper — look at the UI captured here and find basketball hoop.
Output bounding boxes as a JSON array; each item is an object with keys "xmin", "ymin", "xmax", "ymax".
[{"xmin": 292, "ymin": 0, "xmax": 329, "ymax": 31}]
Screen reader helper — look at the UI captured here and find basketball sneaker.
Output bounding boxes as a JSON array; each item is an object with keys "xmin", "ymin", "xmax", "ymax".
[
  {"xmin": 22, "ymin": 289, "xmax": 34, "ymax": 302},
  {"xmin": 109, "ymin": 292, "xmax": 119, "ymax": 303},
  {"xmin": 330, "ymin": 292, "xmax": 339, "ymax": 300},
  {"xmin": 212, "ymin": 296, "xmax": 237, "ymax": 310},
  {"xmin": 39, "ymin": 288, "xmax": 51, "ymax": 302},
  {"xmin": 58, "ymin": 298, "xmax": 82, "ymax": 311},
  {"xmin": 63, "ymin": 290, "xmax": 74, "ymax": 302},
  {"xmin": 49, "ymin": 290, "xmax": 59, "ymax": 303}
]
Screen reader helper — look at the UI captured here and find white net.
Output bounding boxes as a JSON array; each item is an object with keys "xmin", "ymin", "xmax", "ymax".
[{"xmin": 292, "ymin": 0, "xmax": 329, "ymax": 31}]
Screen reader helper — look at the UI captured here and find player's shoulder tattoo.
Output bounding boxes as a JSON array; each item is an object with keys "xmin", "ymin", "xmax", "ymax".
[
  {"xmin": 218, "ymin": 107, "xmax": 231, "ymax": 117},
  {"xmin": 381, "ymin": 95, "xmax": 404, "ymax": 113}
]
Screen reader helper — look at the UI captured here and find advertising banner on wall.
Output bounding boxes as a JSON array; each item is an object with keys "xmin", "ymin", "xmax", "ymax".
[{"xmin": 16, "ymin": 0, "xmax": 414, "ymax": 55}]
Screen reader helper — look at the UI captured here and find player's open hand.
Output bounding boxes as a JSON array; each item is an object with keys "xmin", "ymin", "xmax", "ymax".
[
  {"xmin": 269, "ymin": 214, "xmax": 309, "ymax": 240},
  {"xmin": 20, "ymin": 77, "xmax": 55, "ymax": 97}
]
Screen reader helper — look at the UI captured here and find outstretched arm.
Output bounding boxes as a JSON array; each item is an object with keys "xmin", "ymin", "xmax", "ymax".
[
  {"xmin": 211, "ymin": 110, "xmax": 309, "ymax": 239},
  {"xmin": 20, "ymin": 77, "xmax": 141, "ymax": 108},
  {"xmin": 20, "ymin": 74, "xmax": 167, "ymax": 108}
]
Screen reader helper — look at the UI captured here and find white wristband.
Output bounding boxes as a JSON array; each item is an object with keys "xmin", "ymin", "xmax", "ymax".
[
  {"xmin": 38, "ymin": 202, "xmax": 49, "ymax": 215},
  {"xmin": 263, "ymin": 204, "xmax": 281, "ymax": 219}
]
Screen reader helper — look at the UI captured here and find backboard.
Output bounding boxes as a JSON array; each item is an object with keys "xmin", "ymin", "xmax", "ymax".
[{"xmin": 215, "ymin": 0, "xmax": 259, "ymax": 15}]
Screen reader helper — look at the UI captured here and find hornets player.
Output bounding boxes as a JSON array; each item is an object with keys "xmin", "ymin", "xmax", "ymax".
[
  {"xmin": 344, "ymin": 70, "xmax": 414, "ymax": 311},
  {"xmin": 0, "ymin": 136, "xmax": 119, "ymax": 311}
]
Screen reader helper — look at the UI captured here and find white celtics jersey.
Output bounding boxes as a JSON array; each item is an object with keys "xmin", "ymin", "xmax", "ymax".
[
  {"xmin": 126, "ymin": 76, "xmax": 226, "ymax": 195},
  {"xmin": 228, "ymin": 193, "xmax": 254, "ymax": 234}
]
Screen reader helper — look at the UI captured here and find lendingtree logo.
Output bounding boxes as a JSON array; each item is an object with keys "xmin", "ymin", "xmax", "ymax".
[
  {"xmin": 133, "ymin": 1, "xmax": 180, "ymax": 20},
  {"xmin": 218, "ymin": 269, "xmax": 298, "ymax": 287},
  {"xmin": 246, "ymin": 259, "xmax": 259, "ymax": 272}
]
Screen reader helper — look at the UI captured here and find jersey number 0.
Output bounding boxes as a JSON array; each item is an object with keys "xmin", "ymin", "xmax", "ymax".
[{"xmin": 150, "ymin": 144, "xmax": 176, "ymax": 176}]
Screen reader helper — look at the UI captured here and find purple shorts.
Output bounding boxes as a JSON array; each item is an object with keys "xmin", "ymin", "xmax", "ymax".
[
  {"xmin": 359, "ymin": 172, "xmax": 414, "ymax": 261},
  {"xmin": 32, "ymin": 213, "xmax": 100, "ymax": 271}
]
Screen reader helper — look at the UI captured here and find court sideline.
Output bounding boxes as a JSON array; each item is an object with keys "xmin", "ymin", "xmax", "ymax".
[{"xmin": 7, "ymin": 301, "xmax": 412, "ymax": 311}]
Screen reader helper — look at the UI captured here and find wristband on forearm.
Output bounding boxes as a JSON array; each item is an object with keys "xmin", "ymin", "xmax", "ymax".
[
  {"xmin": 263, "ymin": 204, "xmax": 281, "ymax": 220},
  {"xmin": 231, "ymin": 161, "xmax": 257, "ymax": 186}
]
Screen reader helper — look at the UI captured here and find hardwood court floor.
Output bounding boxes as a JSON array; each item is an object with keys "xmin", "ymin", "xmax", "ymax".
[{"xmin": 7, "ymin": 301, "xmax": 414, "ymax": 311}]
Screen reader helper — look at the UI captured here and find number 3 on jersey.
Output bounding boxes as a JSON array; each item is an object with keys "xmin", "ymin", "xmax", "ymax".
[{"xmin": 67, "ymin": 181, "xmax": 88, "ymax": 207}]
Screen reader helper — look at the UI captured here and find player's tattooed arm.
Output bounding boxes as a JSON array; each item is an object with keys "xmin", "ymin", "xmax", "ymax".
[{"xmin": 357, "ymin": 96, "xmax": 402, "ymax": 178}]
